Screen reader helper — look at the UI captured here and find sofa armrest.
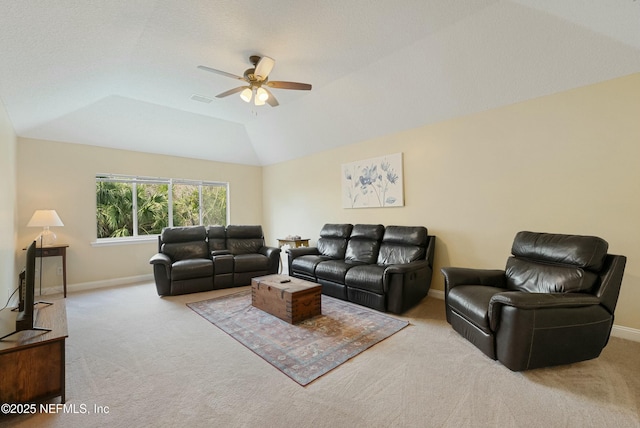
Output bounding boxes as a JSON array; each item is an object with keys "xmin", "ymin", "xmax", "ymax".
[
  {"xmin": 384, "ymin": 260, "xmax": 429, "ymax": 275},
  {"xmin": 259, "ymin": 246, "xmax": 282, "ymax": 274},
  {"xmin": 488, "ymin": 291, "xmax": 601, "ymax": 331},
  {"xmin": 211, "ymin": 249, "xmax": 231, "ymax": 256},
  {"xmin": 441, "ymin": 267, "xmax": 506, "ymax": 292},
  {"xmin": 150, "ymin": 253, "xmax": 172, "ymax": 276},
  {"xmin": 287, "ymin": 246, "xmax": 320, "ymax": 259},
  {"xmin": 149, "ymin": 253, "xmax": 172, "ymax": 295}
]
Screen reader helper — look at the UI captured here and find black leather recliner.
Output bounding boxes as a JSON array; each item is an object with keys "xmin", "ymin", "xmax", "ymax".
[
  {"xmin": 224, "ymin": 225, "xmax": 281, "ymax": 286},
  {"xmin": 149, "ymin": 226, "xmax": 214, "ymax": 296},
  {"xmin": 441, "ymin": 231, "xmax": 627, "ymax": 371}
]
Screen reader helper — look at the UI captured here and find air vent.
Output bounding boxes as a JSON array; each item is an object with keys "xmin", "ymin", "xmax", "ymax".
[{"xmin": 190, "ymin": 94, "xmax": 213, "ymax": 104}]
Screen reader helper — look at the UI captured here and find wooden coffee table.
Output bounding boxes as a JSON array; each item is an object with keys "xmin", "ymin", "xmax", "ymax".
[{"xmin": 251, "ymin": 274, "xmax": 321, "ymax": 324}]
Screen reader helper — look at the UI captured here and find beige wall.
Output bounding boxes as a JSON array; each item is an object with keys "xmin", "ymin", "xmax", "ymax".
[
  {"xmin": 263, "ymin": 73, "xmax": 640, "ymax": 331},
  {"xmin": 0, "ymin": 99, "xmax": 17, "ymax": 304},
  {"xmin": 16, "ymin": 139, "xmax": 263, "ymax": 287}
]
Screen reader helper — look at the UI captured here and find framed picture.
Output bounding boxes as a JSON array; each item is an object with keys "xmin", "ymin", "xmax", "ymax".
[{"xmin": 342, "ymin": 153, "xmax": 404, "ymax": 208}]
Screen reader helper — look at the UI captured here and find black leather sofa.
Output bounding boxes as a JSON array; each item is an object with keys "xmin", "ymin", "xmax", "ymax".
[
  {"xmin": 287, "ymin": 224, "xmax": 435, "ymax": 313},
  {"xmin": 150, "ymin": 225, "xmax": 280, "ymax": 296},
  {"xmin": 441, "ymin": 231, "xmax": 627, "ymax": 371}
]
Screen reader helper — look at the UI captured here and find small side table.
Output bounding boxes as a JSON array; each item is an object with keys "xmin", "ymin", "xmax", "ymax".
[
  {"xmin": 35, "ymin": 244, "xmax": 69, "ymax": 298},
  {"xmin": 277, "ymin": 238, "xmax": 310, "ymax": 248}
]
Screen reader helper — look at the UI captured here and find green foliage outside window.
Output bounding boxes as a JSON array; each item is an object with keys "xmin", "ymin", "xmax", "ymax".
[{"xmin": 96, "ymin": 176, "xmax": 227, "ymax": 239}]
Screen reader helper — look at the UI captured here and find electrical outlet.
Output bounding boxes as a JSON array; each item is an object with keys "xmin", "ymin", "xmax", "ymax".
[{"xmin": 57, "ymin": 267, "xmax": 63, "ymax": 276}]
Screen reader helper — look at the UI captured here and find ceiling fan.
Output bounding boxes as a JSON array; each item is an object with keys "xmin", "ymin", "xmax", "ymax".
[{"xmin": 198, "ymin": 55, "xmax": 312, "ymax": 107}]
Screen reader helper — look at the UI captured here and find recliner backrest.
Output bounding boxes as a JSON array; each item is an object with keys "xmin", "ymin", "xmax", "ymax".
[
  {"xmin": 345, "ymin": 224, "xmax": 384, "ymax": 264},
  {"xmin": 207, "ymin": 225, "xmax": 227, "ymax": 252},
  {"xmin": 161, "ymin": 226, "xmax": 209, "ymax": 261},
  {"xmin": 377, "ymin": 226, "xmax": 427, "ymax": 265},
  {"xmin": 225, "ymin": 225, "xmax": 264, "ymax": 255},
  {"xmin": 506, "ymin": 231, "xmax": 609, "ymax": 293},
  {"xmin": 317, "ymin": 224, "xmax": 353, "ymax": 259}
]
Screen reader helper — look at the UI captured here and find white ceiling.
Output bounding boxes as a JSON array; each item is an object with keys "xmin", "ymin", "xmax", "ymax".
[{"xmin": 1, "ymin": 1, "xmax": 639, "ymax": 166}]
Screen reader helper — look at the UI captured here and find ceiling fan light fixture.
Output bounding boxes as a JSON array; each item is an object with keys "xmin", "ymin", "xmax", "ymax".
[
  {"xmin": 256, "ymin": 87, "xmax": 269, "ymax": 102},
  {"xmin": 254, "ymin": 96, "xmax": 266, "ymax": 106},
  {"xmin": 240, "ymin": 87, "xmax": 252, "ymax": 103}
]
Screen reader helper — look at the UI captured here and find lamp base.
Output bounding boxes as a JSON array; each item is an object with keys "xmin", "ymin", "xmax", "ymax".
[{"xmin": 35, "ymin": 228, "xmax": 57, "ymax": 247}]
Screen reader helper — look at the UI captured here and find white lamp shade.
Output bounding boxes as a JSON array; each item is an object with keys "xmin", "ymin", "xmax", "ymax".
[
  {"xmin": 256, "ymin": 87, "xmax": 269, "ymax": 102},
  {"xmin": 240, "ymin": 87, "xmax": 252, "ymax": 103},
  {"xmin": 27, "ymin": 210, "xmax": 64, "ymax": 227}
]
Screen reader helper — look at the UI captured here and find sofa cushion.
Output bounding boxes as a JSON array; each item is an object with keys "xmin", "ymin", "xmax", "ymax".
[
  {"xmin": 317, "ymin": 224, "xmax": 353, "ymax": 258},
  {"xmin": 344, "ymin": 264, "xmax": 385, "ymax": 293},
  {"xmin": 226, "ymin": 225, "xmax": 264, "ymax": 254},
  {"xmin": 511, "ymin": 231, "xmax": 608, "ymax": 271},
  {"xmin": 505, "ymin": 258, "xmax": 598, "ymax": 293},
  {"xmin": 162, "ymin": 241, "xmax": 209, "ymax": 261},
  {"xmin": 207, "ymin": 225, "xmax": 227, "ymax": 252},
  {"xmin": 377, "ymin": 226, "xmax": 427, "ymax": 265},
  {"xmin": 161, "ymin": 225, "xmax": 207, "ymax": 243},
  {"xmin": 345, "ymin": 224, "xmax": 384, "ymax": 264},
  {"xmin": 233, "ymin": 253, "xmax": 269, "ymax": 273},
  {"xmin": 171, "ymin": 258, "xmax": 213, "ymax": 280},
  {"xmin": 291, "ymin": 255, "xmax": 332, "ymax": 277},
  {"xmin": 315, "ymin": 260, "xmax": 364, "ymax": 283},
  {"xmin": 447, "ymin": 285, "xmax": 503, "ymax": 333}
]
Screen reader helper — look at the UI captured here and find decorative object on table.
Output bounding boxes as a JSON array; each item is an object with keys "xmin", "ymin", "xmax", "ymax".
[
  {"xmin": 277, "ymin": 236, "xmax": 309, "ymax": 248},
  {"xmin": 187, "ymin": 290, "xmax": 408, "ymax": 386},
  {"xmin": 342, "ymin": 152, "xmax": 403, "ymax": 208},
  {"xmin": 27, "ymin": 209, "xmax": 64, "ymax": 247}
]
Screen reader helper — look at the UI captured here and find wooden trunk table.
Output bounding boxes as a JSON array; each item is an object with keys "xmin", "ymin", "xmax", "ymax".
[{"xmin": 251, "ymin": 274, "xmax": 321, "ymax": 324}]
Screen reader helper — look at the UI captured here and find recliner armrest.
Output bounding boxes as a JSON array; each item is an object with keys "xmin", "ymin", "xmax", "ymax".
[
  {"xmin": 441, "ymin": 267, "xmax": 506, "ymax": 291},
  {"xmin": 288, "ymin": 246, "xmax": 320, "ymax": 259},
  {"xmin": 149, "ymin": 253, "xmax": 172, "ymax": 277},
  {"xmin": 488, "ymin": 291, "xmax": 601, "ymax": 331},
  {"xmin": 259, "ymin": 246, "xmax": 280, "ymax": 258},
  {"xmin": 384, "ymin": 259, "xmax": 429, "ymax": 275},
  {"xmin": 211, "ymin": 249, "xmax": 231, "ymax": 256},
  {"xmin": 149, "ymin": 253, "xmax": 171, "ymax": 266}
]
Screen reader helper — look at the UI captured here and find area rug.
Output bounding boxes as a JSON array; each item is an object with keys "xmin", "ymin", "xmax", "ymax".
[{"xmin": 187, "ymin": 290, "xmax": 409, "ymax": 386}]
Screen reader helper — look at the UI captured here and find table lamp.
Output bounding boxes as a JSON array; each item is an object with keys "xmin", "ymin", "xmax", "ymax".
[{"xmin": 27, "ymin": 209, "xmax": 64, "ymax": 247}]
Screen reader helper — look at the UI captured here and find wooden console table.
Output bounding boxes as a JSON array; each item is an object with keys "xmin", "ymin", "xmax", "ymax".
[
  {"xmin": 0, "ymin": 300, "xmax": 68, "ymax": 403},
  {"xmin": 35, "ymin": 244, "xmax": 69, "ymax": 298}
]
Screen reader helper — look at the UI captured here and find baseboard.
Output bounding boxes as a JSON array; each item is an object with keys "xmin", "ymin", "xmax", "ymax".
[
  {"xmin": 39, "ymin": 274, "xmax": 154, "ymax": 296},
  {"xmin": 427, "ymin": 288, "xmax": 640, "ymax": 343},
  {"xmin": 428, "ymin": 289, "xmax": 444, "ymax": 300},
  {"xmin": 611, "ymin": 325, "xmax": 640, "ymax": 342}
]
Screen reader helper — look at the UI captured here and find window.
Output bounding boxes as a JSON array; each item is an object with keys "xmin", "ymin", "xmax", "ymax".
[{"xmin": 96, "ymin": 174, "xmax": 228, "ymax": 240}]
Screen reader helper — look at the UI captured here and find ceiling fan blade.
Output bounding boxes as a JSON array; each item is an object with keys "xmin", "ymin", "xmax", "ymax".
[
  {"xmin": 264, "ymin": 88, "xmax": 279, "ymax": 107},
  {"xmin": 254, "ymin": 56, "xmax": 275, "ymax": 80},
  {"xmin": 215, "ymin": 86, "xmax": 248, "ymax": 98},
  {"xmin": 266, "ymin": 81, "xmax": 312, "ymax": 90},
  {"xmin": 197, "ymin": 65, "xmax": 245, "ymax": 81}
]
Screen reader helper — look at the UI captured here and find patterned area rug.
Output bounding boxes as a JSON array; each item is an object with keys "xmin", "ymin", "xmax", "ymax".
[{"xmin": 187, "ymin": 290, "xmax": 409, "ymax": 386}]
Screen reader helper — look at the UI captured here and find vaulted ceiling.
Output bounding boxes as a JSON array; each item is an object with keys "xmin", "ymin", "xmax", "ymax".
[{"xmin": 1, "ymin": 1, "xmax": 639, "ymax": 166}]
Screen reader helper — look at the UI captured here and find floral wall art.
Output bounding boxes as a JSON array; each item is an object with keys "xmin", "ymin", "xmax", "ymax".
[{"xmin": 342, "ymin": 153, "xmax": 404, "ymax": 208}]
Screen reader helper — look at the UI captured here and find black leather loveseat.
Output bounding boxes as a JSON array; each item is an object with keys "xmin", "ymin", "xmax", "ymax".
[
  {"xmin": 287, "ymin": 224, "xmax": 435, "ymax": 313},
  {"xmin": 150, "ymin": 225, "xmax": 280, "ymax": 296}
]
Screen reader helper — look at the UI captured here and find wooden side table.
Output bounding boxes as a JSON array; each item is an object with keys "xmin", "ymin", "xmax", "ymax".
[
  {"xmin": 277, "ymin": 238, "xmax": 310, "ymax": 248},
  {"xmin": 35, "ymin": 244, "xmax": 69, "ymax": 298}
]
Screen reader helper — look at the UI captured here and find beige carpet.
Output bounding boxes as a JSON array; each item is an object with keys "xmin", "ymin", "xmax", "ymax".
[{"xmin": 3, "ymin": 282, "xmax": 640, "ymax": 428}]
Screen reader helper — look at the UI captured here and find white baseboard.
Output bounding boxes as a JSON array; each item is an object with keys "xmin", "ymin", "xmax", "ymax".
[
  {"xmin": 611, "ymin": 325, "xmax": 640, "ymax": 342},
  {"xmin": 39, "ymin": 274, "xmax": 153, "ymax": 296},
  {"xmin": 427, "ymin": 288, "xmax": 640, "ymax": 343}
]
